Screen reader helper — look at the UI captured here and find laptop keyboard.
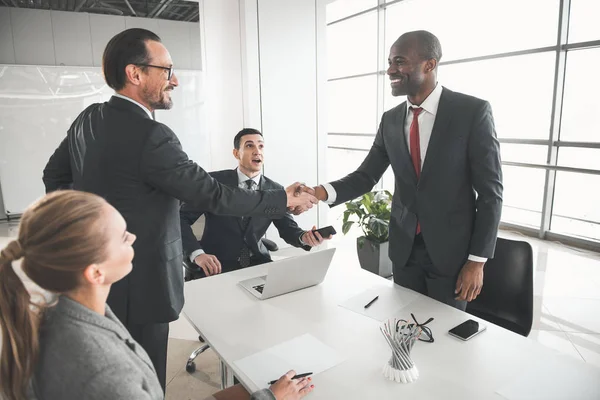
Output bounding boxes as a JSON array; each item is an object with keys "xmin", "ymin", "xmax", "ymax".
[{"xmin": 252, "ymin": 284, "xmax": 265, "ymax": 294}]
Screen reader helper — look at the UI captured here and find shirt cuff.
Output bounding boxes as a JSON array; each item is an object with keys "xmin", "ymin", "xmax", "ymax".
[
  {"xmin": 299, "ymin": 232, "xmax": 308, "ymax": 246},
  {"xmin": 322, "ymin": 183, "xmax": 337, "ymax": 205},
  {"xmin": 189, "ymin": 249, "xmax": 205, "ymax": 263},
  {"xmin": 468, "ymin": 254, "xmax": 487, "ymax": 263}
]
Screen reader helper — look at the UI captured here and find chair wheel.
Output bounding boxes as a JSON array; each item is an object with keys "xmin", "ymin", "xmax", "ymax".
[
  {"xmin": 186, "ymin": 361, "xmax": 196, "ymax": 373},
  {"xmin": 198, "ymin": 335, "xmax": 205, "ymax": 343}
]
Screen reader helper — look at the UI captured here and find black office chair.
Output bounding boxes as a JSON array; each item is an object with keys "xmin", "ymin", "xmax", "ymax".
[
  {"xmin": 466, "ymin": 237, "xmax": 534, "ymax": 337},
  {"xmin": 182, "ymin": 237, "xmax": 279, "ymax": 372}
]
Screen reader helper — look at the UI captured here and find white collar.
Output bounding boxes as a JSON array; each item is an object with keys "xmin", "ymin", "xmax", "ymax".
[
  {"xmin": 406, "ymin": 83, "xmax": 443, "ymax": 117},
  {"xmin": 237, "ymin": 168, "xmax": 261, "ymax": 186},
  {"xmin": 113, "ymin": 93, "xmax": 153, "ymax": 119}
]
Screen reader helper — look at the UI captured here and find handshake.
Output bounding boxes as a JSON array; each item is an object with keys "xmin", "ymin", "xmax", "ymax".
[{"xmin": 285, "ymin": 183, "xmax": 328, "ymax": 215}]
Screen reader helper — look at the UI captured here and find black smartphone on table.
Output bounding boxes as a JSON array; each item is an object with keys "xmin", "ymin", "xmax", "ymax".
[{"xmin": 448, "ymin": 319, "xmax": 487, "ymax": 341}]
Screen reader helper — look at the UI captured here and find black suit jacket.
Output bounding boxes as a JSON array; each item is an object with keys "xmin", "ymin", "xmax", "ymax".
[
  {"xmin": 180, "ymin": 169, "xmax": 310, "ymax": 271},
  {"xmin": 42, "ymin": 96, "xmax": 287, "ymax": 324},
  {"xmin": 330, "ymin": 87, "xmax": 503, "ymax": 276}
]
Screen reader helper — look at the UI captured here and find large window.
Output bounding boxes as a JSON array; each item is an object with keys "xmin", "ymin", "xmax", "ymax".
[
  {"xmin": 326, "ymin": 0, "xmax": 600, "ymax": 245},
  {"xmin": 384, "ymin": 0, "xmax": 560, "ymax": 62}
]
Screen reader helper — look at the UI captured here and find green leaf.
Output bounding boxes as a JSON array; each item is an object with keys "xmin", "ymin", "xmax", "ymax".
[
  {"xmin": 368, "ymin": 217, "xmax": 389, "ymax": 242},
  {"xmin": 342, "ymin": 210, "xmax": 351, "ymax": 225},
  {"xmin": 342, "ymin": 220, "xmax": 355, "ymax": 235},
  {"xmin": 362, "ymin": 192, "xmax": 373, "ymax": 213},
  {"xmin": 345, "ymin": 202, "xmax": 358, "ymax": 212}
]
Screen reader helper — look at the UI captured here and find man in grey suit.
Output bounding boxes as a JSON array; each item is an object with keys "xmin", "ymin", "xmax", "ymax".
[{"xmin": 313, "ymin": 31, "xmax": 503, "ymax": 310}]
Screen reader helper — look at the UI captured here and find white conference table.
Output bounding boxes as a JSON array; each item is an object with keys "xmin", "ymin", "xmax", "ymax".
[{"xmin": 182, "ymin": 249, "xmax": 600, "ymax": 399}]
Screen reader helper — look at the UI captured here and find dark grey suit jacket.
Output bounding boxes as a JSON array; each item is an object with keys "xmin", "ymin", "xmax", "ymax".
[
  {"xmin": 180, "ymin": 169, "xmax": 310, "ymax": 271},
  {"xmin": 330, "ymin": 87, "xmax": 503, "ymax": 276},
  {"xmin": 42, "ymin": 96, "xmax": 287, "ymax": 324}
]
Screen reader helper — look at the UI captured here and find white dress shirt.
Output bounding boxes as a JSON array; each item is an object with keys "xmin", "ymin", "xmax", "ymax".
[
  {"xmin": 322, "ymin": 84, "xmax": 486, "ymax": 262},
  {"xmin": 189, "ymin": 169, "xmax": 261, "ymax": 262},
  {"xmin": 113, "ymin": 93, "xmax": 153, "ymax": 119},
  {"xmin": 236, "ymin": 169, "xmax": 262, "ymax": 189}
]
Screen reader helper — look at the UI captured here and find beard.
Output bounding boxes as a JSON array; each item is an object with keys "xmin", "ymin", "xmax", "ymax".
[
  {"xmin": 143, "ymin": 85, "xmax": 174, "ymax": 110},
  {"xmin": 391, "ymin": 79, "xmax": 417, "ymax": 97}
]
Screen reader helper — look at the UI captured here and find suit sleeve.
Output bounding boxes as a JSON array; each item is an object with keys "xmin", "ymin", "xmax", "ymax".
[
  {"xmin": 140, "ymin": 125, "xmax": 287, "ymax": 218},
  {"xmin": 272, "ymin": 213, "xmax": 311, "ymax": 251},
  {"xmin": 468, "ymin": 101, "xmax": 503, "ymax": 258},
  {"xmin": 43, "ymin": 136, "xmax": 73, "ymax": 192},
  {"xmin": 329, "ymin": 116, "xmax": 391, "ymax": 206},
  {"xmin": 179, "ymin": 203, "xmax": 204, "ymax": 258}
]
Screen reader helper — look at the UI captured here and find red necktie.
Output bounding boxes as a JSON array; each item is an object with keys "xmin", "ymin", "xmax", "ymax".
[{"xmin": 409, "ymin": 107, "xmax": 423, "ymax": 234}]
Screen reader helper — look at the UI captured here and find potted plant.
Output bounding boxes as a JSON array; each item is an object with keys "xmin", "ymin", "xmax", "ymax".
[{"xmin": 342, "ymin": 190, "xmax": 393, "ymax": 278}]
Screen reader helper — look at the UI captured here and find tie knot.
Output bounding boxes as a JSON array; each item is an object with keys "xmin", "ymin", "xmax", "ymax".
[
  {"xmin": 245, "ymin": 179, "xmax": 255, "ymax": 190},
  {"xmin": 410, "ymin": 106, "xmax": 423, "ymax": 116}
]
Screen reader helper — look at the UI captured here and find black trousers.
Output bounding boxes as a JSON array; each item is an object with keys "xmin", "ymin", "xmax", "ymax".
[
  {"xmin": 128, "ymin": 322, "xmax": 170, "ymax": 392},
  {"xmin": 394, "ymin": 234, "xmax": 467, "ymax": 311}
]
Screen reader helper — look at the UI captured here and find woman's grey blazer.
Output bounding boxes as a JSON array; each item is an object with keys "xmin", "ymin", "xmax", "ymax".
[{"xmin": 31, "ymin": 296, "xmax": 275, "ymax": 400}]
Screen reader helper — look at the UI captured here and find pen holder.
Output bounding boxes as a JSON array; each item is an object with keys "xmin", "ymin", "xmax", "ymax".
[{"xmin": 380, "ymin": 318, "xmax": 420, "ymax": 383}]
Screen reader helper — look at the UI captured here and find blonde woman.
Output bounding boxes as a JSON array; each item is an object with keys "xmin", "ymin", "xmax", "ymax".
[{"xmin": 0, "ymin": 191, "xmax": 313, "ymax": 400}]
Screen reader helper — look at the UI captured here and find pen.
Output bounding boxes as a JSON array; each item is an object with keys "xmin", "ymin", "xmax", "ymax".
[
  {"xmin": 364, "ymin": 295, "xmax": 379, "ymax": 309},
  {"xmin": 268, "ymin": 372, "xmax": 313, "ymax": 385}
]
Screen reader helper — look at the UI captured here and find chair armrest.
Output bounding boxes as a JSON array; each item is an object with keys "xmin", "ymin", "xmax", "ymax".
[
  {"xmin": 261, "ymin": 238, "xmax": 279, "ymax": 252},
  {"xmin": 183, "ymin": 258, "xmax": 207, "ymax": 281},
  {"xmin": 183, "ymin": 258, "xmax": 197, "ymax": 273}
]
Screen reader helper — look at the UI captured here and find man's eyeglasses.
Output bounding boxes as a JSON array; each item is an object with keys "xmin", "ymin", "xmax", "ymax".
[
  {"xmin": 136, "ymin": 64, "xmax": 174, "ymax": 80},
  {"xmin": 396, "ymin": 313, "xmax": 435, "ymax": 343}
]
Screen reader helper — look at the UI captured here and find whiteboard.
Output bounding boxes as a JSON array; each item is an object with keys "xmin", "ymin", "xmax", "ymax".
[{"xmin": 0, "ymin": 65, "xmax": 207, "ymax": 216}]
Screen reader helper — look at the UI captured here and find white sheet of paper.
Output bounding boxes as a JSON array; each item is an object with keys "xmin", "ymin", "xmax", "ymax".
[
  {"xmin": 338, "ymin": 285, "xmax": 419, "ymax": 322},
  {"xmin": 234, "ymin": 334, "xmax": 344, "ymax": 389},
  {"xmin": 496, "ymin": 352, "xmax": 600, "ymax": 400}
]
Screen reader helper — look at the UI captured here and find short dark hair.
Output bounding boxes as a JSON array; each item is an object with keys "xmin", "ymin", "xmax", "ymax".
[
  {"xmin": 234, "ymin": 128, "xmax": 263, "ymax": 149},
  {"xmin": 102, "ymin": 28, "xmax": 161, "ymax": 91},
  {"xmin": 398, "ymin": 30, "xmax": 443, "ymax": 63}
]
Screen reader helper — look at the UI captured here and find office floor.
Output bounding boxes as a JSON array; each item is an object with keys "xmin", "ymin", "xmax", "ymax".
[{"xmin": 1, "ymin": 221, "xmax": 599, "ymax": 398}]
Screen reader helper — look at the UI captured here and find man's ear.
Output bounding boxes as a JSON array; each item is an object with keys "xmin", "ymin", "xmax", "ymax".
[
  {"xmin": 233, "ymin": 148, "xmax": 240, "ymax": 160},
  {"xmin": 425, "ymin": 58, "xmax": 437, "ymax": 73},
  {"xmin": 124, "ymin": 64, "xmax": 143, "ymax": 86},
  {"xmin": 82, "ymin": 264, "xmax": 106, "ymax": 285}
]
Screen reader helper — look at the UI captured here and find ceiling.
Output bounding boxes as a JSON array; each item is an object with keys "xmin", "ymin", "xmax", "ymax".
[{"xmin": 1, "ymin": 0, "xmax": 200, "ymax": 22}]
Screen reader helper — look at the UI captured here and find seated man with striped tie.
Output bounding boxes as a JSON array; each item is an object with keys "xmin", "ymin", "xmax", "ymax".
[{"xmin": 180, "ymin": 128, "xmax": 330, "ymax": 276}]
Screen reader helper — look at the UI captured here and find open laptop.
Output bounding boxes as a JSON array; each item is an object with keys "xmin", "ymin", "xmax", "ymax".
[{"xmin": 238, "ymin": 248, "xmax": 336, "ymax": 300}]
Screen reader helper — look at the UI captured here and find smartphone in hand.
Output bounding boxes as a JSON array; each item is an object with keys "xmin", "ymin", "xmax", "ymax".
[{"xmin": 313, "ymin": 226, "xmax": 337, "ymax": 237}]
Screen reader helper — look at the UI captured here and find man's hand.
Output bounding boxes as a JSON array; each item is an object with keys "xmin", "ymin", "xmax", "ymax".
[
  {"xmin": 270, "ymin": 370, "xmax": 314, "ymax": 400},
  {"xmin": 286, "ymin": 182, "xmax": 318, "ymax": 214},
  {"xmin": 313, "ymin": 185, "xmax": 328, "ymax": 202},
  {"xmin": 288, "ymin": 185, "xmax": 328, "ymax": 215},
  {"xmin": 194, "ymin": 253, "xmax": 222, "ymax": 276},
  {"xmin": 455, "ymin": 260, "xmax": 485, "ymax": 302},
  {"xmin": 301, "ymin": 225, "xmax": 332, "ymax": 247}
]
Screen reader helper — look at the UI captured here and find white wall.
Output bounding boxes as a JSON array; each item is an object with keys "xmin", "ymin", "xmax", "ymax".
[
  {"xmin": 199, "ymin": 0, "xmax": 246, "ymax": 171},
  {"xmin": 0, "ymin": 7, "xmax": 201, "ymax": 69},
  {"xmin": 201, "ymin": 0, "xmax": 329, "ymax": 248}
]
